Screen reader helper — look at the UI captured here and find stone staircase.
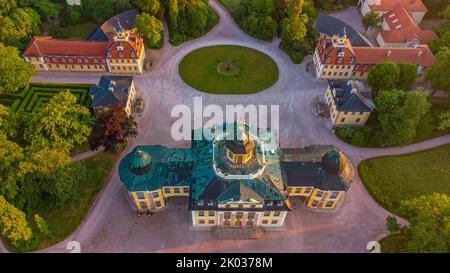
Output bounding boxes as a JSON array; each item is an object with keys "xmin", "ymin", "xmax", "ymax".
[{"xmin": 212, "ymin": 226, "xmax": 265, "ymax": 239}]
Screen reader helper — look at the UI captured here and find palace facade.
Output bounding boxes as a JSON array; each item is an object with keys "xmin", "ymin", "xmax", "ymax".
[
  {"xmin": 119, "ymin": 123, "xmax": 355, "ymax": 229},
  {"xmin": 22, "ymin": 24, "xmax": 145, "ymax": 74}
]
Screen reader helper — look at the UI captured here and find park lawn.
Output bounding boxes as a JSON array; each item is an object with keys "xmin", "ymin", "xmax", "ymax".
[
  {"xmin": 59, "ymin": 22, "xmax": 98, "ymax": 40},
  {"xmin": 179, "ymin": 45, "xmax": 279, "ymax": 94},
  {"xmin": 359, "ymin": 144, "xmax": 450, "ymax": 252},
  {"xmin": 358, "ymin": 144, "xmax": 450, "ymax": 217},
  {"xmin": 7, "ymin": 144, "xmax": 126, "ymax": 252}
]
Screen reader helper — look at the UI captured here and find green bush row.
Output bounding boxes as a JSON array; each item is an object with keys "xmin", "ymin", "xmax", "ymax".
[{"xmin": 0, "ymin": 83, "xmax": 93, "ymax": 113}]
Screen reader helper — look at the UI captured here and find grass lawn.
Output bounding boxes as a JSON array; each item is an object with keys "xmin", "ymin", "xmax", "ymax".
[
  {"xmin": 59, "ymin": 22, "xmax": 98, "ymax": 40},
  {"xmin": 359, "ymin": 144, "xmax": 450, "ymax": 252},
  {"xmin": 359, "ymin": 144, "xmax": 450, "ymax": 216},
  {"xmin": 6, "ymin": 144, "xmax": 126, "ymax": 252},
  {"xmin": 179, "ymin": 45, "xmax": 279, "ymax": 94}
]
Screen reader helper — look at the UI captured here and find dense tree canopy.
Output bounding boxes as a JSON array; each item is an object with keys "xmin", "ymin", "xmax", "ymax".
[
  {"xmin": 136, "ymin": 12, "xmax": 164, "ymax": 47},
  {"xmin": 0, "ymin": 42, "xmax": 35, "ymax": 94},
  {"xmin": 0, "ymin": 195, "xmax": 32, "ymax": 246},
  {"xmin": 374, "ymin": 88, "xmax": 431, "ymax": 146},
  {"xmin": 90, "ymin": 105, "xmax": 138, "ymax": 151},
  {"xmin": 397, "ymin": 62, "xmax": 418, "ymax": 91},
  {"xmin": 426, "ymin": 47, "xmax": 450, "ymax": 93},
  {"xmin": 134, "ymin": 0, "xmax": 161, "ymax": 15},
  {"xmin": 399, "ymin": 193, "xmax": 450, "ymax": 253},
  {"xmin": 367, "ymin": 62, "xmax": 401, "ymax": 94},
  {"xmin": 24, "ymin": 91, "xmax": 93, "ymax": 151}
]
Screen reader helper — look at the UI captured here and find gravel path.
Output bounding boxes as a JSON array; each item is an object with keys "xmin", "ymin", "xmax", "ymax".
[{"xmin": 2, "ymin": 2, "xmax": 448, "ymax": 253}]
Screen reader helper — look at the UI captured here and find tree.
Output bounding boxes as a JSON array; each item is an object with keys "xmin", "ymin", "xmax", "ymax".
[
  {"xmin": 0, "ymin": 42, "xmax": 35, "ymax": 94},
  {"xmin": 374, "ymin": 88, "xmax": 430, "ymax": 146},
  {"xmin": 134, "ymin": 0, "xmax": 160, "ymax": 16},
  {"xmin": 24, "ymin": 91, "xmax": 92, "ymax": 151},
  {"xmin": 362, "ymin": 11, "xmax": 380, "ymax": 31},
  {"xmin": 0, "ymin": 195, "xmax": 32, "ymax": 246},
  {"xmin": 367, "ymin": 62, "xmax": 401, "ymax": 95},
  {"xmin": 41, "ymin": 161, "xmax": 87, "ymax": 207},
  {"xmin": 426, "ymin": 47, "xmax": 450, "ymax": 93},
  {"xmin": 136, "ymin": 13, "xmax": 163, "ymax": 47},
  {"xmin": 399, "ymin": 193, "xmax": 450, "ymax": 253},
  {"xmin": 438, "ymin": 111, "xmax": 450, "ymax": 130},
  {"xmin": 90, "ymin": 105, "xmax": 138, "ymax": 151},
  {"xmin": 18, "ymin": 0, "xmax": 60, "ymax": 21},
  {"xmin": 34, "ymin": 214, "xmax": 50, "ymax": 236},
  {"xmin": 282, "ymin": 14, "xmax": 308, "ymax": 48},
  {"xmin": 186, "ymin": 0, "xmax": 209, "ymax": 37},
  {"xmin": 386, "ymin": 215, "xmax": 400, "ymax": 233},
  {"xmin": 397, "ymin": 62, "xmax": 418, "ymax": 91}
]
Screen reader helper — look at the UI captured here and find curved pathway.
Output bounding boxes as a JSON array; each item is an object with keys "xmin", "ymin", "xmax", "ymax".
[{"xmin": 14, "ymin": 1, "xmax": 449, "ymax": 253}]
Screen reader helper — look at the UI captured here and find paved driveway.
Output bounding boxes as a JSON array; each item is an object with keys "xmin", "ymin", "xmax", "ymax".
[{"xmin": 16, "ymin": 1, "xmax": 449, "ymax": 253}]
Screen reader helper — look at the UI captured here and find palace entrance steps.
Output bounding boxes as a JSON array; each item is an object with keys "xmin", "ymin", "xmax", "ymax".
[{"xmin": 212, "ymin": 226, "xmax": 265, "ymax": 239}]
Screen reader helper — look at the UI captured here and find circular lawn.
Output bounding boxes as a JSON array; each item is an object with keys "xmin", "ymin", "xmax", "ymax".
[{"xmin": 178, "ymin": 45, "xmax": 279, "ymax": 94}]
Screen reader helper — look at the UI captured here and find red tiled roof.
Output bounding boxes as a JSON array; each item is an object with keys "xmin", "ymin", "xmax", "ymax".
[
  {"xmin": 22, "ymin": 36, "xmax": 110, "ymax": 57},
  {"xmin": 368, "ymin": 0, "xmax": 427, "ymax": 12},
  {"xmin": 380, "ymin": 4, "xmax": 437, "ymax": 43},
  {"xmin": 106, "ymin": 32, "xmax": 144, "ymax": 59},
  {"xmin": 353, "ymin": 45, "xmax": 435, "ymax": 67}
]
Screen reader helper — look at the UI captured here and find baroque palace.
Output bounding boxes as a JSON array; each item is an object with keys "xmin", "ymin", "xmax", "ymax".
[
  {"xmin": 22, "ymin": 22, "xmax": 145, "ymax": 74},
  {"xmin": 313, "ymin": 0, "xmax": 436, "ymax": 80},
  {"xmin": 119, "ymin": 122, "xmax": 355, "ymax": 229}
]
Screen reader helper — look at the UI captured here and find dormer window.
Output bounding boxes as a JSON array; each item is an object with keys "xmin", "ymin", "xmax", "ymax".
[
  {"xmin": 325, "ymin": 57, "xmax": 331, "ymax": 63},
  {"xmin": 52, "ymin": 57, "xmax": 57, "ymax": 62},
  {"xmin": 107, "ymin": 52, "xmax": 112, "ymax": 57},
  {"xmin": 337, "ymin": 57, "xmax": 343, "ymax": 64},
  {"xmin": 69, "ymin": 58, "xmax": 73, "ymax": 63},
  {"xmin": 119, "ymin": 52, "xmax": 123, "ymax": 57},
  {"xmin": 44, "ymin": 57, "xmax": 49, "ymax": 62},
  {"xmin": 77, "ymin": 58, "xmax": 82, "ymax": 63},
  {"xmin": 117, "ymin": 46, "xmax": 124, "ymax": 51},
  {"xmin": 85, "ymin": 58, "xmax": 89, "ymax": 63},
  {"xmin": 350, "ymin": 57, "xmax": 354, "ymax": 64},
  {"xmin": 363, "ymin": 64, "xmax": 368, "ymax": 70},
  {"xmin": 131, "ymin": 51, "xmax": 135, "ymax": 57},
  {"xmin": 94, "ymin": 58, "xmax": 98, "ymax": 63},
  {"xmin": 338, "ymin": 51, "xmax": 344, "ymax": 57},
  {"xmin": 198, "ymin": 200, "xmax": 204, "ymax": 206},
  {"xmin": 62, "ymin": 58, "xmax": 66, "ymax": 63}
]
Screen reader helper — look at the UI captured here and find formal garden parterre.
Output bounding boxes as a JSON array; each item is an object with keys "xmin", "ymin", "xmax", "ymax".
[{"xmin": 0, "ymin": 83, "xmax": 92, "ymax": 113}]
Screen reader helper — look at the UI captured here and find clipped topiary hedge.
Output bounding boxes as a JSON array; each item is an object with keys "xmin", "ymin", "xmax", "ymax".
[{"xmin": 0, "ymin": 83, "xmax": 93, "ymax": 113}]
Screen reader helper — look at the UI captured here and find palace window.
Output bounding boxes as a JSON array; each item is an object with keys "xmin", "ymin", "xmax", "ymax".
[
  {"xmin": 164, "ymin": 188, "xmax": 170, "ymax": 193},
  {"xmin": 174, "ymin": 188, "xmax": 180, "ymax": 193},
  {"xmin": 52, "ymin": 57, "xmax": 57, "ymax": 62},
  {"xmin": 155, "ymin": 201, "xmax": 161, "ymax": 207},
  {"xmin": 77, "ymin": 58, "xmax": 82, "ymax": 63},
  {"xmin": 152, "ymin": 192, "xmax": 159, "ymax": 198},
  {"xmin": 304, "ymin": 188, "xmax": 312, "ymax": 194},
  {"xmin": 246, "ymin": 221, "xmax": 253, "ymax": 226},
  {"xmin": 262, "ymin": 220, "xmax": 268, "ymax": 224},
  {"xmin": 274, "ymin": 211, "xmax": 281, "ymax": 217},
  {"xmin": 263, "ymin": 211, "xmax": 270, "ymax": 217},
  {"xmin": 325, "ymin": 201, "xmax": 334, "ymax": 208},
  {"xmin": 271, "ymin": 220, "xmax": 278, "ymax": 224},
  {"xmin": 330, "ymin": 192, "xmax": 339, "ymax": 199},
  {"xmin": 85, "ymin": 58, "xmax": 89, "ymax": 63},
  {"xmin": 140, "ymin": 202, "xmax": 147, "ymax": 208},
  {"xmin": 316, "ymin": 191, "xmax": 323, "ymax": 197},
  {"xmin": 295, "ymin": 188, "xmax": 301, "ymax": 193},
  {"xmin": 351, "ymin": 112, "xmax": 355, "ymax": 115},
  {"xmin": 183, "ymin": 187, "xmax": 189, "ymax": 193},
  {"xmin": 207, "ymin": 200, "xmax": 214, "ymax": 206},
  {"xmin": 356, "ymin": 118, "xmax": 361, "ymax": 123},
  {"xmin": 248, "ymin": 212, "xmax": 255, "ymax": 219},
  {"xmin": 199, "ymin": 211, "xmax": 205, "ymax": 217},
  {"xmin": 224, "ymin": 212, "xmax": 231, "ymax": 219},
  {"xmin": 208, "ymin": 220, "xmax": 214, "ymax": 224},
  {"xmin": 341, "ymin": 118, "xmax": 345, "ymax": 122},
  {"xmin": 311, "ymin": 200, "xmax": 319, "ymax": 207},
  {"xmin": 136, "ymin": 192, "xmax": 145, "ymax": 199},
  {"xmin": 224, "ymin": 220, "xmax": 230, "ymax": 226},
  {"xmin": 199, "ymin": 220, "xmax": 205, "ymax": 224},
  {"xmin": 208, "ymin": 211, "xmax": 214, "ymax": 217}
]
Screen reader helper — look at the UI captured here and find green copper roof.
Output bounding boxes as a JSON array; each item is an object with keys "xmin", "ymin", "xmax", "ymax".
[{"xmin": 129, "ymin": 149, "xmax": 152, "ymax": 175}]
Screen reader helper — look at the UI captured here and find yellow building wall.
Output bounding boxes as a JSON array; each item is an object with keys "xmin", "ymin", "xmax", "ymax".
[
  {"xmin": 131, "ymin": 189, "xmax": 165, "ymax": 211},
  {"xmin": 306, "ymin": 189, "xmax": 343, "ymax": 210},
  {"xmin": 288, "ymin": 186, "xmax": 313, "ymax": 197},
  {"xmin": 257, "ymin": 211, "xmax": 286, "ymax": 226},
  {"xmin": 162, "ymin": 186, "xmax": 190, "ymax": 197},
  {"xmin": 193, "ymin": 210, "xmax": 218, "ymax": 225},
  {"xmin": 326, "ymin": 86, "xmax": 371, "ymax": 127}
]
